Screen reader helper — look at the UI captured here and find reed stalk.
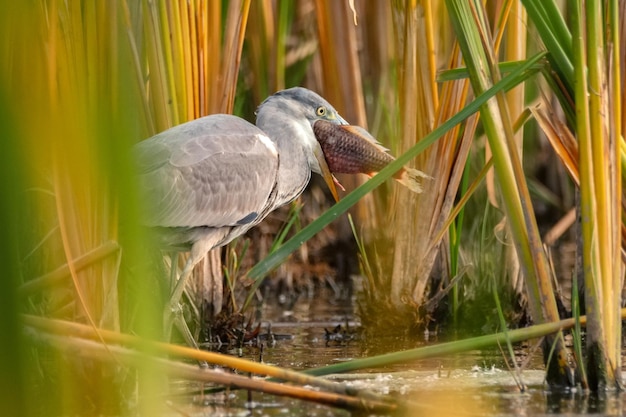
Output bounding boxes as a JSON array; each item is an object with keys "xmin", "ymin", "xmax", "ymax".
[
  {"xmin": 445, "ymin": 0, "xmax": 574, "ymax": 387},
  {"xmin": 27, "ymin": 327, "xmax": 397, "ymax": 413},
  {"xmin": 521, "ymin": 0, "xmax": 624, "ymax": 390},
  {"xmin": 0, "ymin": 19, "xmax": 31, "ymax": 410},
  {"xmin": 571, "ymin": 0, "xmax": 622, "ymax": 390},
  {"xmin": 21, "ymin": 314, "xmax": 390, "ymax": 405},
  {"xmin": 304, "ymin": 307, "xmax": 626, "ymax": 377},
  {"xmin": 134, "ymin": 0, "xmax": 252, "ymax": 319}
]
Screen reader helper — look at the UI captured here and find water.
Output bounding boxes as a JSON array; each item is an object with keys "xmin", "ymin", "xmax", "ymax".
[{"xmin": 170, "ymin": 291, "xmax": 626, "ymax": 416}]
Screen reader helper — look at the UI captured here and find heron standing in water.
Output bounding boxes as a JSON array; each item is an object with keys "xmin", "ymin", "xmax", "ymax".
[{"xmin": 135, "ymin": 87, "xmax": 427, "ymax": 341}]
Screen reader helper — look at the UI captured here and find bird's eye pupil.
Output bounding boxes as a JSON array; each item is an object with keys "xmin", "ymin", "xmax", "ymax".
[{"xmin": 316, "ymin": 106, "xmax": 326, "ymax": 116}]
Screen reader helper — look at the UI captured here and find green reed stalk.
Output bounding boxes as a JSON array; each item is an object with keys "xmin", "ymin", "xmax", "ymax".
[
  {"xmin": 445, "ymin": 0, "xmax": 573, "ymax": 387},
  {"xmin": 304, "ymin": 308, "xmax": 626, "ymax": 377}
]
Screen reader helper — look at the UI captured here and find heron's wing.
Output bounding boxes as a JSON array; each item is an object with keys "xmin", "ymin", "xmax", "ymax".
[{"xmin": 135, "ymin": 114, "xmax": 279, "ymax": 229}]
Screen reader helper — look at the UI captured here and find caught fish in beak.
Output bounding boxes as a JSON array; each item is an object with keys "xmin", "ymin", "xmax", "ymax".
[{"xmin": 313, "ymin": 120, "xmax": 430, "ymax": 193}]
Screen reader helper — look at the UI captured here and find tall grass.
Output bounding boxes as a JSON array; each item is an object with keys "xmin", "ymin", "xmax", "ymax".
[
  {"xmin": 133, "ymin": 0, "xmax": 252, "ymax": 320},
  {"xmin": 0, "ymin": 58, "xmax": 30, "ymax": 416},
  {"xmin": 518, "ymin": 0, "xmax": 623, "ymax": 390},
  {"xmin": 2, "ymin": 2, "xmax": 144, "ymax": 414},
  {"xmin": 445, "ymin": 0, "xmax": 573, "ymax": 386}
]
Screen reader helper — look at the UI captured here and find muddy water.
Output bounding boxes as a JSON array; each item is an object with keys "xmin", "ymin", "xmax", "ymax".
[{"xmin": 174, "ymin": 290, "xmax": 626, "ymax": 416}]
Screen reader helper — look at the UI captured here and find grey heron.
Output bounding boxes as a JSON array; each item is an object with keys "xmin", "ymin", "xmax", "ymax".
[{"xmin": 134, "ymin": 87, "xmax": 426, "ymax": 341}]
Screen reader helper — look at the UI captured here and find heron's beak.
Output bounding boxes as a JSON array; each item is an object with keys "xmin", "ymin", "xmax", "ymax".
[{"xmin": 313, "ymin": 146, "xmax": 340, "ymax": 202}]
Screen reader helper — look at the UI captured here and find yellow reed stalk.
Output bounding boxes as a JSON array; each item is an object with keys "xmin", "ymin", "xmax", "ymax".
[
  {"xmin": 574, "ymin": 0, "xmax": 622, "ymax": 389},
  {"xmin": 22, "ymin": 315, "xmax": 394, "ymax": 409},
  {"xmin": 608, "ymin": 0, "xmax": 623, "ymax": 370},
  {"xmin": 314, "ymin": 0, "xmax": 367, "ymax": 126}
]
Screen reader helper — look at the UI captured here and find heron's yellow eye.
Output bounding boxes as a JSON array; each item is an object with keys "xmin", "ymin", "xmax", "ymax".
[{"xmin": 316, "ymin": 106, "xmax": 327, "ymax": 116}]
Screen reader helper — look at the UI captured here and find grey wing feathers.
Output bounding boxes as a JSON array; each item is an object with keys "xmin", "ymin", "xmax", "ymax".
[{"xmin": 135, "ymin": 114, "xmax": 279, "ymax": 229}]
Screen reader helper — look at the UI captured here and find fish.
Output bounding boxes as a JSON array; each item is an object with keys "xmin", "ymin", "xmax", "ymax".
[{"xmin": 313, "ymin": 119, "xmax": 430, "ymax": 193}]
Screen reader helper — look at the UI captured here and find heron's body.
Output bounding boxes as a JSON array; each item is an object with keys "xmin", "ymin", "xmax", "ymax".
[
  {"xmin": 135, "ymin": 114, "xmax": 283, "ymax": 251},
  {"xmin": 136, "ymin": 88, "xmax": 346, "ymax": 334},
  {"xmin": 135, "ymin": 89, "xmax": 339, "ymax": 256},
  {"xmin": 135, "ymin": 87, "xmax": 426, "ymax": 341}
]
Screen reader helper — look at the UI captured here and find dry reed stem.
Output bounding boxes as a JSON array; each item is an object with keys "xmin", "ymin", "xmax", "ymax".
[
  {"xmin": 530, "ymin": 101, "xmax": 579, "ymax": 184},
  {"xmin": 22, "ymin": 314, "xmax": 390, "ymax": 405},
  {"xmin": 25, "ymin": 327, "xmax": 397, "ymax": 413},
  {"xmin": 19, "ymin": 241, "xmax": 120, "ymax": 298}
]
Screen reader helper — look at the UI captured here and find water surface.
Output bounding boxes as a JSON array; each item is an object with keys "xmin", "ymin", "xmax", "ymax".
[{"xmin": 173, "ymin": 291, "xmax": 626, "ymax": 416}]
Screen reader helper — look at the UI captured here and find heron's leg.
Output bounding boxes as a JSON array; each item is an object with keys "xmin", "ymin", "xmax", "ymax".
[
  {"xmin": 162, "ymin": 252, "xmax": 181, "ymax": 341},
  {"xmin": 173, "ymin": 308, "xmax": 198, "ymax": 348},
  {"xmin": 163, "ymin": 230, "xmax": 229, "ymax": 343},
  {"xmin": 168, "ymin": 252, "xmax": 178, "ymax": 293},
  {"xmin": 163, "ymin": 254, "xmax": 197, "ymax": 341},
  {"xmin": 168, "ymin": 281, "xmax": 208, "ymax": 367}
]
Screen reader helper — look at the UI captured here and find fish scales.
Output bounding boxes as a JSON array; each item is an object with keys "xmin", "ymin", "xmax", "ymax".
[{"xmin": 313, "ymin": 120, "xmax": 393, "ymax": 174}]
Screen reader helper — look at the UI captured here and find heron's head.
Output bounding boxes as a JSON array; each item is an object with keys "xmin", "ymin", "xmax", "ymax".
[{"xmin": 256, "ymin": 87, "xmax": 348, "ymax": 201}]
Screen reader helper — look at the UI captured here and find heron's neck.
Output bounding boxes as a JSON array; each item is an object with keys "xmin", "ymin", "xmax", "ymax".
[{"xmin": 257, "ymin": 117, "xmax": 312, "ymax": 209}]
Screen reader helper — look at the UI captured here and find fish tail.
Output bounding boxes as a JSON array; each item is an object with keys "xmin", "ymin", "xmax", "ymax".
[{"xmin": 395, "ymin": 167, "xmax": 430, "ymax": 193}]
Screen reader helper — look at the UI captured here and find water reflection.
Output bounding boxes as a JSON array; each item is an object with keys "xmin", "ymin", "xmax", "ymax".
[{"xmin": 545, "ymin": 390, "xmax": 625, "ymax": 415}]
